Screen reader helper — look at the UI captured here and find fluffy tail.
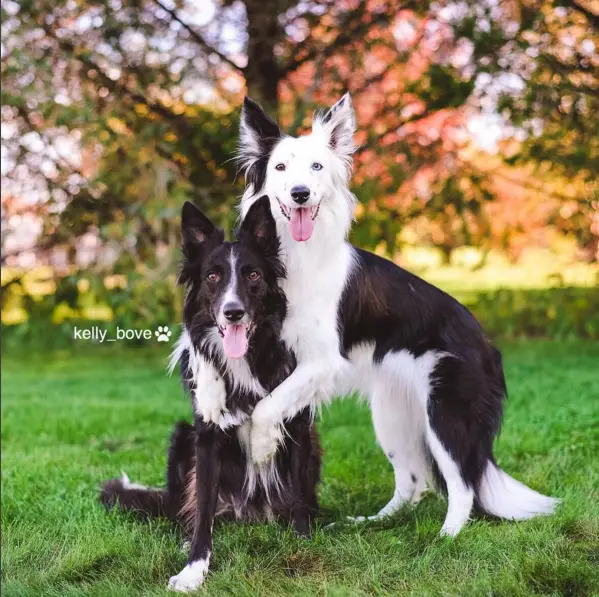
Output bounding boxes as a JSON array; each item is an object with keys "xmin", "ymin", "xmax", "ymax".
[
  {"xmin": 477, "ymin": 462, "xmax": 560, "ymax": 520},
  {"xmin": 100, "ymin": 472, "xmax": 170, "ymax": 519}
]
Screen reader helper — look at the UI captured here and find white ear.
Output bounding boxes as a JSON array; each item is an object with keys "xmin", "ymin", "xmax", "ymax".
[{"xmin": 313, "ymin": 93, "xmax": 357, "ymax": 161}]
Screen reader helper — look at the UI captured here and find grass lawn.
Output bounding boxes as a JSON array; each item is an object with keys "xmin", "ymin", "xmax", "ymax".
[{"xmin": 2, "ymin": 341, "xmax": 599, "ymax": 596}]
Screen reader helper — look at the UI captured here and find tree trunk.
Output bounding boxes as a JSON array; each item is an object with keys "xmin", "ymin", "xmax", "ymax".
[{"xmin": 243, "ymin": 0, "xmax": 283, "ymax": 115}]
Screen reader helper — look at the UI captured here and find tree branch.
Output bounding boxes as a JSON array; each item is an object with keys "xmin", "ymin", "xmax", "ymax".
[
  {"xmin": 354, "ymin": 108, "xmax": 434, "ymax": 155},
  {"xmin": 283, "ymin": 3, "xmax": 397, "ymax": 75},
  {"xmin": 152, "ymin": 0, "xmax": 245, "ymax": 73},
  {"xmin": 35, "ymin": 20, "xmax": 232, "ymax": 169}
]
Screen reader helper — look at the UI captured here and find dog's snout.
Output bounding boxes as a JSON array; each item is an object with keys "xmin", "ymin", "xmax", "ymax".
[
  {"xmin": 290, "ymin": 185, "xmax": 310, "ymax": 205},
  {"xmin": 223, "ymin": 303, "xmax": 245, "ymax": 323}
]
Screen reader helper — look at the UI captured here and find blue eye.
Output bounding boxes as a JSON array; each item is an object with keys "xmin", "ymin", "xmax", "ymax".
[{"xmin": 312, "ymin": 162, "xmax": 323, "ymax": 171}]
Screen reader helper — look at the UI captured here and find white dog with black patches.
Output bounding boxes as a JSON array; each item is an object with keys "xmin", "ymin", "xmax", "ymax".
[{"xmin": 239, "ymin": 94, "xmax": 559, "ymax": 537}]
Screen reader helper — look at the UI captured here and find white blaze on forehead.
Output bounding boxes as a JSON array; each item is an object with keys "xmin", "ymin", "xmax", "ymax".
[
  {"xmin": 218, "ymin": 247, "xmax": 240, "ymax": 326},
  {"xmin": 219, "ymin": 246, "xmax": 250, "ymax": 359}
]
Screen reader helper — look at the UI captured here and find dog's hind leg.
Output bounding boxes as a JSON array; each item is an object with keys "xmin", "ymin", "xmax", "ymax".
[
  {"xmin": 165, "ymin": 420, "xmax": 195, "ymax": 519},
  {"xmin": 423, "ymin": 353, "xmax": 492, "ymax": 537},
  {"xmin": 368, "ymin": 393, "xmax": 428, "ymax": 519},
  {"xmin": 348, "ymin": 352, "xmax": 430, "ymax": 522},
  {"xmin": 425, "ymin": 429, "xmax": 474, "ymax": 536}
]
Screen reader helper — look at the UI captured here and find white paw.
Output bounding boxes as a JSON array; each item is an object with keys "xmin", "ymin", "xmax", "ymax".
[
  {"xmin": 250, "ymin": 422, "xmax": 283, "ymax": 465},
  {"xmin": 193, "ymin": 359, "xmax": 228, "ymax": 426},
  {"xmin": 323, "ymin": 515, "xmax": 380, "ymax": 530},
  {"xmin": 439, "ymin": 525, "xmax": 461, "ymax": 538},
  {"xmin": 168, "ymin": 560, "xmax": 209, "ymax": 592},
  {"xmin": 194, "ymin": 388, "xmax": 228, "ymax": 426}
]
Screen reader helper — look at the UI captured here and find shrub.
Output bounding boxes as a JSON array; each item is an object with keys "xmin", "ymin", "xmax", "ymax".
[
  {"xmin": 466, "ymin": 287, "xmax": 599, "ymax": 340},
  {"xmin": 2, "ymin": 277, "xmax": 598, "ymax": 352}
]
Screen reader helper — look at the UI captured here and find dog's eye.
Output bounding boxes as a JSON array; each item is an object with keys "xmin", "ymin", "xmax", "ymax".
[
  {"xmin": 275, "ymin": 163, "xmax": 286, "ymax": 171},
  {"xmin": 206, "ymin": 272, "xmax": 220, "ymax": 282},
  {"xmin": 311, "ymin": 162, "xmax": 323, "ymax": 171},
  {"xmin": 248, "ymin": 271, "xmax": 261, "ymax": 282}
]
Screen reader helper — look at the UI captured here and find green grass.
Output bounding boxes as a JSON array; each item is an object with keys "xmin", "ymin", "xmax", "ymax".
[{"xmin": 2, "ymin": 342, "xmax": 599, "ymax": 596}]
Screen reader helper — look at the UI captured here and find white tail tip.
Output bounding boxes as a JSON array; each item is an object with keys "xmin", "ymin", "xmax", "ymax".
[{"xmin": 478, "ymin": 463, "xmax": 560, "ymax": 521}]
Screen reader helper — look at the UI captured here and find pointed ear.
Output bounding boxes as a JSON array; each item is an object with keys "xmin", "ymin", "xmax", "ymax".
[
  {"xmin": 238, "ymin": 97, "xmax": 282, "ymax": 181},
  {"xmin": 238, "ymin": 195, "xmax": 279, "ymax": 255},
  {"xmin": 181, "ymin": 201, "xmax": 221, "ymax": 253},
  {"xmin": 314, "ymin": 93, "xmax": 356, "ymax": 160}
]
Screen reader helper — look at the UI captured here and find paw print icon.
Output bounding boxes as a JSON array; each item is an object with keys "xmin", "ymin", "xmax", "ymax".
[{"xmin": 155, "ymin": 326, "xmax": 172, "ymax": 343}]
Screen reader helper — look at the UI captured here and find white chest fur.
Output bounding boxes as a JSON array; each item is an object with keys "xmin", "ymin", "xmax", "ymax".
[
  {"xmin": 278, "ymin": 227, "xmax": 354, "ymax": 363},
  {"xmin": 170, "ymin": 329, "xmax": 265, "ymax": 429}
]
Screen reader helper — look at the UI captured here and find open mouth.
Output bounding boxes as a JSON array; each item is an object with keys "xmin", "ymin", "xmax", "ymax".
[
  {"xmin": 277, "ymin": 199, "xmax": 320, "ymax": 242},
  {"xmin": 218, "ymin": 321, "xmax": 255, "ymax": 359}
]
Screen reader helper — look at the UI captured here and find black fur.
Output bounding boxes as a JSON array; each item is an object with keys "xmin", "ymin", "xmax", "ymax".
[
  {"xmin": 236, "ymin": 98, "xmax": 556, "ymax": 530},
  {"xmin": 100, "ymin": 197, "xmax": 320, "ymax": 584},
  {"xmin": 339, "ymin": 248, "xmax": 506, "ymax": 494},
  {"xmin": 239, "ymin": 97, "xmax": 283, "ymax": 192}
]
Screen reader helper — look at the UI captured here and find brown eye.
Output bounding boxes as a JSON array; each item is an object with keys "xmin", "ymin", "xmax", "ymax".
[
  {"xmin": 248, "ymin": 271, "xmax": 260, "ymax": 281},
  {"xmin": 275, "ymin": 163, "xmax": 286, "ymax": 171},
  {"xmin": 207, "ymin": 272, "xmax": 219, "ymax": 282}
]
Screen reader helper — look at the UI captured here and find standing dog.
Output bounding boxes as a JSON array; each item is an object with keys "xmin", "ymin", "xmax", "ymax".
[
  {"xmin": 101, "ymin": 197, "xmax": 320, "ymax": 592},
  {"xmin": 237, "ymin": 95, "xmax": 559, "ymax": 537}
]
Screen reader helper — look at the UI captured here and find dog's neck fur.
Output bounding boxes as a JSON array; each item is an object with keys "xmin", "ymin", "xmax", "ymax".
[{"xmin": 240, "ymin": 183, "xmax": 355, "ymax": 374}]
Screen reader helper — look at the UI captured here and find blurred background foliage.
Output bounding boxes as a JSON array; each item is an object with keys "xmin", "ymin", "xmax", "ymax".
[{"xmin": 1, "ymin": 0, "xmax": 598, "ymax": 347}]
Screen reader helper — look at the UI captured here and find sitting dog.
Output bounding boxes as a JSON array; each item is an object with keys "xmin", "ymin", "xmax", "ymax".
[{"xmin": 100, "ymin": 197, "xmax": 321, "ymax": 592}]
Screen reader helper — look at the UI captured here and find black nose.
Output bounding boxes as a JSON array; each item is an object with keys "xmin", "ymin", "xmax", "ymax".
[
  {"xmin": 290, "ymin": 185, "xmax": 310, "ymax": 205},
  {"xmin": 223, "ymin": 303, "xmax": 245, "ymax": 323}
]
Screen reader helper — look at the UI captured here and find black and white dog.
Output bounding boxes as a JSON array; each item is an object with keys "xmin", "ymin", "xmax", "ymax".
[
  {"xmin": 238, "ymin": 95, "xmax": 559, "ymax": 537},
  {"xmin": 101, "ymin": 197, "xmax": 320, "ymax": 592}
]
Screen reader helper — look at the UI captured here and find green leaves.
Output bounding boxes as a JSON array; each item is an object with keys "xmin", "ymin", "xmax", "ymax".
[{"xmin": 421, "ymin": 65, "xmax": 476, "ymax": 111}]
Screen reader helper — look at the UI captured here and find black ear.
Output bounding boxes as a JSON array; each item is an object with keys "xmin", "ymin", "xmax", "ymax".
[
  {"xmin": 238, "ymin": 195, "xmax": 278, "ymax": 255},
  {"xmin": 241, "ymin": 97, "xmax": 281, "ymax": 144},
  {"xmin": 238, "ymin": 98, "xmax": 282, "ymax": 185},
  {"xmin": 181, "ymin": 201, "xmax": 220, "ymax": 253}
]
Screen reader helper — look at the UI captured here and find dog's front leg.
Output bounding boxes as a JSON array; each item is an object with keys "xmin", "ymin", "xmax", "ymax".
[
  {"xmin": 192, "ymin": 357, "xmax": 229, "ymax": 426},
  {"xmin": 287, "ymin": 409, "xmax": 319, "ymax": 536},
  {"xmin": 168, "ymin": 421, "xmax": 222, "ymax": 592},
  {"xmin": 250, "ymin": 361, "xmax": 340, "ymax": 464}
]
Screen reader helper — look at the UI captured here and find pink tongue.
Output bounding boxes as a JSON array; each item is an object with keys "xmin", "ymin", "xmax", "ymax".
[
  {"xmin": 289, "ymin": 208, "xmax": 315, "ymax": 242},
  {"xmin": 222, "ymin": 324, "xmax": 248, "ymax": 359}
]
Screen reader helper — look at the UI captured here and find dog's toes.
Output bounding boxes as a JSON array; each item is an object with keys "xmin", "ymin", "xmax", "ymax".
[
  {"xmin": 250, "ymin": 425, "xmax": 282, "ymax": 464},
  {"xmin": 167, "ymin": 560, "xmax": 209, "ymax": 592},
  {"xmin": 324, "ymin": 516, "xmax": 370, "ymax": 531}
]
